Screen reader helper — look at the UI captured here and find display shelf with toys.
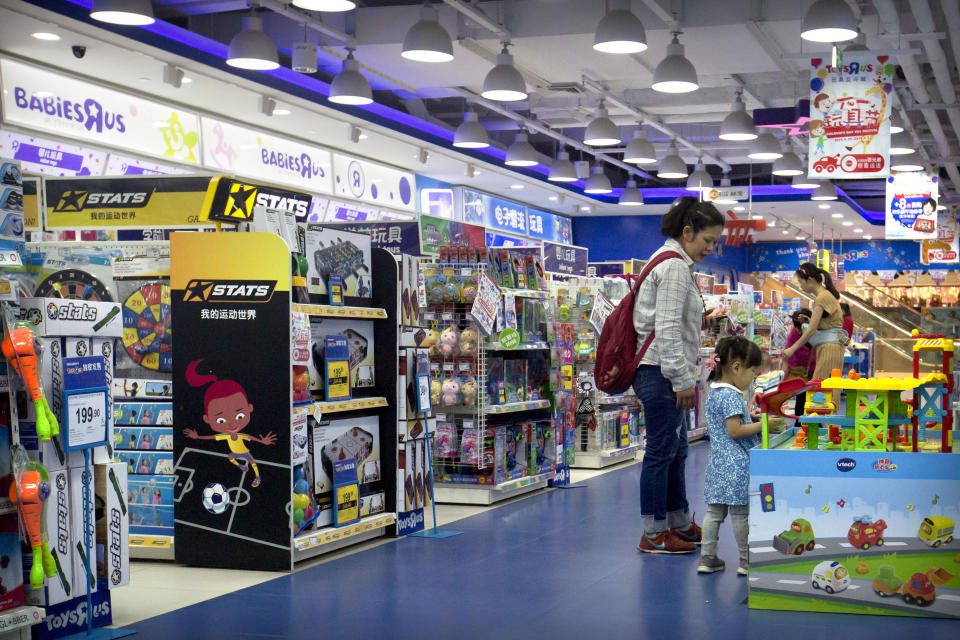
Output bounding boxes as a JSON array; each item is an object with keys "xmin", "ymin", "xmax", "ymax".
[
  {"xmin": 547, "ymin": 275, "xmax": 644, "ymax": 469},
  {"xmin": 420, "ymin": 248, "xmax": 558, "ymax": 505},
  {"xmin": 171, "ymin": 232, "xmax": 399, "ymax": 570}
]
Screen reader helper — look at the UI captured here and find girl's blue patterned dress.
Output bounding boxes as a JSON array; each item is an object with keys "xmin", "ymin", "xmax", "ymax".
[{"xmin": 704, "ymin": 383, "xmax": 759, "ymax": 505}]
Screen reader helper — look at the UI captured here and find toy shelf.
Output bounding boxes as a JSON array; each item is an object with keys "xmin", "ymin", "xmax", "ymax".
[
  {"xmin": 485, "ymin": 400, "xmax": 552, "ymax": 415},
  {"xmin": 433, "ymin": 470, "xmax": 555, "ymax": 506},
  {"xmin": 291, "ymin": 303, "xmax": 388, "ymax": 319},
  {"xmin": 129, "ymin": 534, "xmax": 175, "ymax": 560},
  {"xmin": 484, "ymin": 341, "xmax": 551, "ymax": 352},
  {"xmin": 295, "ymin": 397, "xmax": 389, "ymax": 415},
  {"xmin": 500, "ymin": 288, "xmax": 549, "ymax": 300},
  {"xmin": 0, "ymin": 605, "xmax": 45, "ymax": 638},
  {"xmin": 571, "ymin": 444, "xmax": 643, "ymax": 469},
  {"xmin": 293, "ymin": 513, "xmax": 397, "ymax": 561}
]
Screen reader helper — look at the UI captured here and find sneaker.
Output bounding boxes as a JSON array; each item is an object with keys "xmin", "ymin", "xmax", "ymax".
[
  {"xmin": 697, "ymin": 555, "xmax": 725, "ymax": 573},
  {"xmin": 737, "ymin": 558, "xmax": 749, "ymax": 576},
  {"xmin": 637, "ymin": 530, "xmax": 696, "ymax": 554},
  {"xmin": 671, "ymin": 514, "xmax": 702, "ymax": 545}
]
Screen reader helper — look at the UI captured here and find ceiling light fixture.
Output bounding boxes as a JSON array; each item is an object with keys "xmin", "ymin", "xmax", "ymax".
[
  {"xmin": 584, "ymin": 165, "xmax": 613, "ymax": 194},
  {"xmin": 505, "ymin": 132, "xmax": 538, "ymax": 167},
  {"xmin": 181, "ymin": 76, "xmax": 193, "ymax": 84},
  {"xmin": 686, "ymin": 161, "xmax": 713, "ymax": 191},
  {"xmin": 842, "ymin": 221, "xmax": 853, "ymax": 226},
  {"xmin": 259, "ymin": 96, "xmax": 276, "ymax": 116},
  {"xmin": 791, "ymin": 172, "xmax": 819, "ymax": 189},
  {"xmin": 481, "ymin": 44, "xmax": 527, "ymax": 102},
  {"xmin": 509, "ymin": 184, "xmax": 524, "ymax": 190},
  {"xmin": 90, "ymin": 0, "xmax": 155, "ymax": 25},
  {"xmin": 453, "ymin": 111, "xmax": 489, "ymax": 148},
  {"xmin": 593, "ymin": 0, "xmax": 647, "ymax": 54},
  {"xmin": 658, "ymin": 143, "xmax": 688, "ymax": 179},
  {"xmin": 831, "ymin": 212, "xmax": 844, "ymax": 218},
  {"xmin": 548, "ymin": 151, "xmax": 578, "ymax": 182},
  {"xmin": 292, "ymin": 39, "xmax": 318, "ymax": 74},
  {"xmin": 863, "ymin": 234, "xmax": 872, "ymax": 239},
  {"xmin": 795, "ymin": 235, "xmax": 806, "ymax": 240},
  {"xmin": 937, "ymin": 204, "xmax": 946, "ymax": 211},
  {"xmin": 719, "ymin": 92, "xmax": 757, "ymax": 141},
  {"xmin": 801, "ymin": 0, "xmax": 858, "ymax": 43},
  {"xmin": 748, "ymin": 132, "xmax": 783, "ymax": 160},
  {"xmin": 584, "ymin": 101, "xmax": 621, "ymax": 146},
  {"xmin": 772, "ymin": 149, "xmax": 804, "ymax": 176},
  {"xmin": 402, "ymin": 1, "xmax": 454, "ymax": 63},
  {"xmin": 31, "ymin": 32, "xmax": 61, "ymax": 41},
  {"xmin": 273, "ymin": 108, "xmax": 291, "ymax": 116},
  {"xmin": 618, "ymin": 179, "xmax": 644, "ymax": 206},
  {"xmin": 292, "ymin": 0, "xmax": 356, "ymax": 11},
  {"xmin": 548, "ymin": 195, "xmax": 558, "ymax": 201},
  {"xmin": 818, "ymin": 203, "xmax": 831, "ymax": 209},
  {"xmin": 581, "ymin": 205, "xmax": 594, "ymax": 213},
  {"xmin": 889, "ymin": 130, "xmax": 916, "ymax": 155},
  {"xmin": 162, "ymin": 63, "xmax": 184, "ymax": 88},
  {"xmin": 782, "ymin": 229, "xmax": 790, "ymax": 235},
  {"xmin": 653, "ymin": 33, "xmax": 698, "ymax": 93},
  {"xmin": 889, "ymin": 112, "xmax": 904, "ymax": 134},
  {"xmin": 329, "ymin": 49, "xmax": 373, "ymax": 105},
  {"xmin": 890, "ymin": 151, "xmax": 924, "ymax": 172},
  {"xmin": 623, "ymin": 127, "xmax": 656, "ymax": 164},
  {"xmin": 853, "ymin": 227, "xmax": 863, "ymax": 233},
  {"xmin": 811, "ymin": 181, "xmax": 838, "ymax": 200},
  {"xmin": 227, "ymin": 16, "xmax": 279, "ymax": 71}
]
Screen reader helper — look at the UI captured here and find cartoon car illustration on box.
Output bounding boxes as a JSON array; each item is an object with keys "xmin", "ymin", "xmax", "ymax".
[
  {"xmin": 811, "ymin": 560, "xmax": 850, "ymax": 594},
  {"xmin": 812, "ymin": 155, "xmax": 840, "ymax": 173},
  {"xmin": 773, "ymin": 518, "xmax": 815, "ymax": 555},
  {"xmin": 847, "ymin": 515, "xmax": 887, "ymax": 550},
  {"xmin": 918, "ymin": 516, "xmax": 954, "ymax": 547},
  {"xmin": 873, "ymin": 566, "xmax": 939, "ymax": 606}
]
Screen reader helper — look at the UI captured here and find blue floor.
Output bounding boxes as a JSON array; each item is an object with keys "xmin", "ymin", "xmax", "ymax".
[{"xmin": 127, "ymin": 442, "xmax": 959, "ymax": 639}]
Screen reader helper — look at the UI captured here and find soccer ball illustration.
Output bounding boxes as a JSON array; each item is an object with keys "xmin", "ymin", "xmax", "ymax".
[{"xmin": 202, "ymin": 483, "xmax": 230, "ymax": 514}]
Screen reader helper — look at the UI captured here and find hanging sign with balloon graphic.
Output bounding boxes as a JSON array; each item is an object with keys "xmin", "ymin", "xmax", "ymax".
[{"xmin": 809, "ymin": 53, "xmax": 893, "ymax": 179}]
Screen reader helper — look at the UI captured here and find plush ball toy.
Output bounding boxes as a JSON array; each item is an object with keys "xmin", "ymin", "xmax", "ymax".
[
  {"xmin": 461, "ymin": 377, "xmax": 478, "ymax": 406},
  {"xmin": 430, "ymin": 379, "xmax": 442, "ymax": 406},
  {"xmin": 442, "ymin": 281, "xmax": 461, "ymax": 302},
  {"xmin": 460, "ymin": 327, "xmax": 479, "ymax": 356},
  {"xmin": 462, "ymin": 284, "xmax": 478, "ymax": 303},
  {"xmin": 438, "ymin": 326, "xmax": 460, "ymax": 357},
  {"xmin": 441, "ymin": 378, "xmax": 460, "ymax": 406}
]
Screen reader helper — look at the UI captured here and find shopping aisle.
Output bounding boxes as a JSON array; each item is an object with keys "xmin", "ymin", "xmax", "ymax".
[{"xmin": 124, "ymin": 443, "xmax": 957, "ymax": 639}]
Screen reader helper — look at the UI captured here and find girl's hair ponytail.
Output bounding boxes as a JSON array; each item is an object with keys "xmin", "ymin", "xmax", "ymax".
[
  {"xmin": 186, "ymin": 359, "xmax": 217, "ymax": 387},
  {"xmin": 796, "ymin": 261, "xmax": 840, "ymax": 299},
  {"xmin": 186, "ymin": 359, "xmax": 248, "ymax": 412},
  {"xmin": 820, "ymin": 268, "xmax": 840, "ymax": 299},
  {"xmin": 708, "ymin": 336, "xmax": 762, "ymax": 381}
]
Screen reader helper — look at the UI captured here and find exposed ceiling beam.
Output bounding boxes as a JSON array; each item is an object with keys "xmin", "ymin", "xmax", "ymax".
[
  {"xmin": 257, "ymin": 0, "xmax": 355, "ymax": 46},
  {"xmin": 744, "ymin": 20, "xmax": 796, "ymax": 76},
  {"xmin": 441, "ymin": 0, "xmax": 510, "ymax": 39}
]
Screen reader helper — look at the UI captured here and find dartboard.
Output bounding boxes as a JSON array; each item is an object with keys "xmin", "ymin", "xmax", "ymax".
[
  {"xmin": 35, "ymin": 270, "xmax": 113, "ymax": 301},
  {"xmin": 121, "ymin": 283, "xmax": 172, "ymax": 371}
]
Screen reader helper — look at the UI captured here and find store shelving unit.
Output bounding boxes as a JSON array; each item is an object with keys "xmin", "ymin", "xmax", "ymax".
[
  {"xmin": 424, "ymin": 261, "xmax": 557, "ymax": 505},
  {"xmin": 547, "ymin": 276, "xmax": 644, "ymax": 468},
  {"xmin": 171, "ymin": 233, "xmax": 399, "ymax": 570},
  {"xmin": 0, "ymin": 605, "xmax": 45, "ymax": 639}
]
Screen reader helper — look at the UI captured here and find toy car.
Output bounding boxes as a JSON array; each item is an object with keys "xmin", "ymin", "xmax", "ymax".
[
  {"xmin": 811, "ymin": 560, "xmax": 850, "ymax": 594},
  {"xmin": 901, "ymin": 572, "xmax": 936, "ymax": 606},
  {"xmin": 774, "ymin": 518, "xmax": 815, "ymax": 555},
  {"xmin": 848, "ymin": 516, "xmax": 887, "ymax": 550},
  {"xmin": 812, "ymin": 155, "xmax": 840, "ymax": 173},
  {"xmin": 872, "ymin": 565, "xmax": 901, "ymax": 597},
  {"xmin": 918, "ymin": 516, "xmax": 954, "ymax": 547}
]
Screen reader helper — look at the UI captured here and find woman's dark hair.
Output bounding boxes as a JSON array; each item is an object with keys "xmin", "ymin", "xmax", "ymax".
[
  {"xmin": 791, "ymin": 308, "xmax": 812, "ymax": 331},
  {"xmin": 708, "ymin": 336, "xmax": 763, "ymax": 381},
  {"xmin": 922, "ymin": 197, "xmax": 937, "ymax": 211},
  {"xmin": 795, "ymin": 262, "xmax": 840, "ymax": 299},
  {"xmin": 661, "ymin": 196, "xmax": 725, "ymax": 239},
  {"xmin": 840, "ymin": 302, "xmax": 851, "ymax": 317}
]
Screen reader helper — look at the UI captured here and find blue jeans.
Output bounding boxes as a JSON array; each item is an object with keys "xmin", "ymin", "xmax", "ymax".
[{"xmin": 634, "ymin": 365, "xmax": 691, "ymax": 535}]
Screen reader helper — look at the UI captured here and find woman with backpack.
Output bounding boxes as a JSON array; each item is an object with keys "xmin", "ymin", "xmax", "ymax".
[{"xmin": 633, "ymin": 196, "xmax": 725, "ymax": 554}]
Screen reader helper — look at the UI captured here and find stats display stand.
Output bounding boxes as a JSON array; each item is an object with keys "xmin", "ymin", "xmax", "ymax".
[{"xmin": 171, "ymin": 233, "xmax": 398, "ymax": 570}]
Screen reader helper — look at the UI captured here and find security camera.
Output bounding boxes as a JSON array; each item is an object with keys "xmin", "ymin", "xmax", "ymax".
[{"xmin": 72, "ymin": 45, "xmax": 86, "ymax": 59}]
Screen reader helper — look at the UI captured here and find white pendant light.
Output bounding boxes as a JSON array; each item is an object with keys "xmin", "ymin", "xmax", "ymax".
[
  {"xmin": 548, "ymin": 151, "xmax": 577, "ymax": 182},
  {"xmin": 292, "ymin": 0, "xmax": 356, "ymax": 10},
  {"xmin": 329, "ymin": 50, "xmax": 372, "ymax": 105},
  {"xmin": 505, "ymin": 132, "xmax": 538, "ymax": 167},
  {"xmin": 719, "ymin": 93, "xmax": 757, "ymax": 141},
  {"xmin": 618, "ymin": 179, "xmax": 644, "ymax": 206},
  {"xmin": 652, "ymin": 33, "xmax": 698, "ymax": 93},
  {"xmin": 402, "ymin": 2, "xmax": 454, "ymax": 63},
  {"xmin": 593, "ymin": 0, "xmax": 647, "ymax": 54},
  {"xmin": 481, "ymin": 45, "xmax": 527, "ymax": 102},
  {"xmin": 748, "ymin": 132, "xmax": 783, "ymax": 160},
  {"xmin": 889, "ymin": 130, "xmax": 916, "ymax": 155},
  {"xmin": 292, "ymin": 39, "xmax": 318, "ymax": 74},
  {"xmin": 583, "ymin": 102, "xmax": 621, "ymax": 146},
  {"xmin": 772, "ymin": 149, "xmax": 804, "ymax": 176},
  {"xmin": 90, "ymin": 0, "xmax": 155, "ymax": 25},
  {"xmin": 227, "ymin": 16, "xmax": 279, "ymax": 71},
  {"xmin": 623, "ymin": 128, "xmax": 656, "ymax": 164},
  {"xmin": 453, "ymin": 111, "xmax": 489, "ymax": 148},
  {"xmin": 888, "ymin": 112, "xmax": 904, "ymax": 134},
  {"xmin": 791, "ymin": 173, "xmax": 819, "ymax": 189},
  {"xmin": 584, "ymin": 165, "xmax": 613, "ymax": 194},
  {"xmin": 686, "ymin": 161, "xmax": 713, "ymax": 191},
  {"xmin": 811, "ymin": 181, "xmax": 838, "ymax": 201},
  {"xmin": 658, "ymin": 144, "xmax": 688, "ymax": 179},
  {"xmin": 801, "ymin": 0, "xmax": 858, "ymax": 43},
  {"xmin": 890, "ymin": 151, "xmax": 924, "ymax": 172}
]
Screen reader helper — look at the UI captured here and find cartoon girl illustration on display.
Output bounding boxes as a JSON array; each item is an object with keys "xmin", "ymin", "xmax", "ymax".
[
  {"xmin": 183, "ymin": 359, "xmax": 277, "ymax": 488},
  {"xmin": 810, "ymin": 120, "xmax": 826, "ymax": 156}
]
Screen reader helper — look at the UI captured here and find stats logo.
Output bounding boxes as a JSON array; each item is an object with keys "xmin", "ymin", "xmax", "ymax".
[
  {"xmin": 54, "ymin": 189, "xmax": 150, "ymax": 212},
  {"xmin": 182, "ymin": 279, "xmax": 277, "ymax": 303}
]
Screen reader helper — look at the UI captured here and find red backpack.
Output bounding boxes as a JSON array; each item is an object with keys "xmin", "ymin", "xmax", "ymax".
[{"xmin": 594, "ymin": 251, "xmax": 684, "ymax": 394}]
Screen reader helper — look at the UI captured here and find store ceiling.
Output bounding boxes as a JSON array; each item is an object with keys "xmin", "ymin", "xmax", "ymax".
[{"xmin": 5, "ymin": 0, "xmax": 960, "ymax": 241}]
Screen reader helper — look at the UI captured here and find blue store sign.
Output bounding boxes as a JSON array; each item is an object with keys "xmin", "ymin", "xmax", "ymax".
[{"xmin": 527, "ymin": 208, "xmax": 573, "ymax": 244}]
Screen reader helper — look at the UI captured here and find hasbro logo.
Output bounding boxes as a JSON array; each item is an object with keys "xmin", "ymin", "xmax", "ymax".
[{"xmin": 837, "ymin": 458, "xmax": 857, "ymax": 472}]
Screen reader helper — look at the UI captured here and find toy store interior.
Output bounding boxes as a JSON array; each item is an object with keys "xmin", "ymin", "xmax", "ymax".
[{"xmin": 0, "ymin": 0, "xmax": 958, "ymax": 638}]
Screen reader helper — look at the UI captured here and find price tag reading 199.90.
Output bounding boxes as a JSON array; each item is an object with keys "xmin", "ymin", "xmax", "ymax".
[{"xmin": 66, "ymin": 391, "xmax": 108, "ymax": 449}]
